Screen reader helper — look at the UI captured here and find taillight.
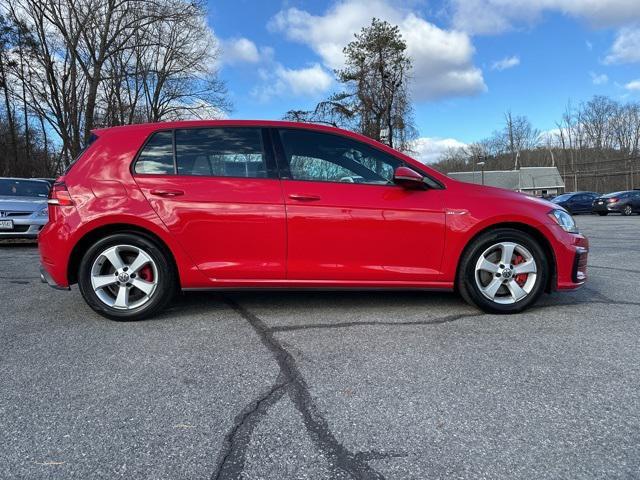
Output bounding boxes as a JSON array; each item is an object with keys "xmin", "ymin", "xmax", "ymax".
[
  {"xmin": 48, "ymin": 182, "xmax": 74, "ymax": 206},
  {"xmin": 607, "ymin": 198, "xmax": 618, "ymax": 203}
]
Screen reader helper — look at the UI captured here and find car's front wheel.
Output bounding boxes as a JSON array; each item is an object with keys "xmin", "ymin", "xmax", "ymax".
[
  {"xmin": 457, "ymin": 228, "xmax": 549, "ymax": 314},
  {"xmin": 78, "ymin": 233, "xmax": 176, "ymax": 321}
]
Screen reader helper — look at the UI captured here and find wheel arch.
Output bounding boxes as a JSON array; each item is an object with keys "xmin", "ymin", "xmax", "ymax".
[
  {"xmin": 67, "ymin": 223, "xmax": 180, "ymax": 287},
  {"xmin": 455, "ymin": 222, "xmax": 557, "ymax": 293}
]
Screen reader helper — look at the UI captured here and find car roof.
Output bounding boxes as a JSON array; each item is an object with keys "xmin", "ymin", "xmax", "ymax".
[
  {"xmin": 602, "ymin": 191, "xmax": 631, "ymax": 197},
  {"xmin": 556, "ymin": 192, "xmax": 593, "ymax": 197},
  {"xmin": 92, "ymin": 120, "xmax": 342, "ymax": 135},
  {"xmin": 0, "ymin": 177, "xmax": 51, "ymax": 184},
  {"xmin": 91, "ymin": 120, "xmax": 402, "ymax": 155}
]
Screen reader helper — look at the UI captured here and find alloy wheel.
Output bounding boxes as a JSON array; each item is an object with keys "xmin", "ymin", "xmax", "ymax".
[
  {"xmin": 474, "ymin": 242, "xmax": 538, "ymax": 305},
  {"xmin": 624, "ymin": 205, "xmax": 633, "ymax": 216},
  {"xmin": 90, "ymin": 244, "xmax": 158, "ymax": 310}
]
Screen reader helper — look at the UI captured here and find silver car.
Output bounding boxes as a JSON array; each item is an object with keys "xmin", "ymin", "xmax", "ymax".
[{"xmin": 0, "ymin": 178, "xmax": 51, "ymax": 239}]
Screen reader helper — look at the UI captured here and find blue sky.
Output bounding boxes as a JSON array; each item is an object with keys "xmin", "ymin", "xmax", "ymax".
[{"xmin": 207, "ymin": 0, "xmax": 640, "ymax": 162}]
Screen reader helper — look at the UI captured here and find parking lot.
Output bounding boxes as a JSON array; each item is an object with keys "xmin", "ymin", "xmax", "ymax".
[{"xmin": 1, "ymin": 215, "xmax": 639, "ymax": 479}]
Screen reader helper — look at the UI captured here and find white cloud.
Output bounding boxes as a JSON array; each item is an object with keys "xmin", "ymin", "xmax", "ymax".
[
  {"xmin": 450, "ymin": 0, "xmax": 640, "ymax": 35},
  {"xmin": 410, "ymin": 137, "xmax": 468, "ymax": 164},
  {"xmin": 269, "ymin": 0, "xmax": 486, "ymax": 101},
  {"xmin": 491, "ymin": 55, "xmax": 520, "ymax": 71},
  {"xmin": 604, "ymin": 27, "xmax": 640, "ymax": 64},
  {"xmin": 589, "ymin": 72, "xmax": 608, "ymax": 85},
  {"xmin": 624, "ymin": 79, "xmax": 640, "ymax": 91},
  {"xmin": 277, "ymin": 64, "xmax": 333, "ymax": 96},
  {"xmin": 222, "ymin": 38, "xmax": 261, "ymax": 64},
  {"xmin": 252, "ymin": 63, "xmax": 333, "ymax": 102}
]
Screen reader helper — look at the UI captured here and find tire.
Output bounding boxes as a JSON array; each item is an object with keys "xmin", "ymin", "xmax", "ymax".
[
  {"xmin": 597, "ymin": 212, "xmax": 608, "ymax": 216},
  {"xmin": 78, "ymin": 233, "xmax": 177, "ymax": 321},
  {"xmin": 622, "ymin": 204, "xmax": 633, "ymax": 216},
  {"xmin": 457, "ymin": 228, "xmax": 549, "ymax": 314}
]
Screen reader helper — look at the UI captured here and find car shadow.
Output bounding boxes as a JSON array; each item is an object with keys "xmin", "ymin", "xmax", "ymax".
[
  {"xmin": 163, "ymin": 289, "xmax": 470, "ymax": 317},
  {"xmin": 0, "ymin": 240, "xmax": 38, "ymax": 248}
]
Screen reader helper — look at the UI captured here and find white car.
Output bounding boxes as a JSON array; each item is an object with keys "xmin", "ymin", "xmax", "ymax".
[{"xmin": 0, "ymin": 178, "xmax": 50, "ymax": 239}]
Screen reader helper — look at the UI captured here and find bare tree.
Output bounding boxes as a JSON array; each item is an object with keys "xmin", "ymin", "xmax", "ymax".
[
  {"xmin": 0, "ymin": 14, "xmax": 18, "ymax": 172},
  {"xmin": 502, "ymin": 111, "xmax": 540, "ymax": 168},
  {"xmin": 2, "ymin": 0, "xmax": 229, "ymax": 166},
  {"xmin": 98, "ymin": 0, "xmax": 228, "ymax": 125}
]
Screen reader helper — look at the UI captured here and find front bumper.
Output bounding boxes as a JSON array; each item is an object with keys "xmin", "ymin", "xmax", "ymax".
[
  {"xmin": 550, "ymin": 227, "xmax": 589, "ymax": 290},
  {"xmin": 0, "ymin": 217, "xmax": 48, "ymax": 238}
]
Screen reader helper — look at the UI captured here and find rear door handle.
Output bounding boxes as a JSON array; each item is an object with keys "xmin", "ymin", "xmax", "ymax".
[
  {"xmin": 288, "ymin": 194, "xmax": 321, "ymax": 202},
  {"xmin": 150, "ymin": 189, "xmax": 184, "ymax": 197}
]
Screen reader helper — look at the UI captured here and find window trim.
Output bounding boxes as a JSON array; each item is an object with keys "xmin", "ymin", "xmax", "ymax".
[
  {"xmin": 271, "ymin": 127, "xmax": 444, "ymax": 189},
  {"xmin": 131, "ymin": 126, "xmax": 278, "ymax": 180}
]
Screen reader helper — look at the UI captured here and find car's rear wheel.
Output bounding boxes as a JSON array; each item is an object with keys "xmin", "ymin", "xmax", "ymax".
[
  {"xmin": 597, "ymin": 211, "xmax": 608, "ymax": 216},
  {"xmin": 457, "ymin": 228, "xmax": 548, "ymax": 314},
  {"xmin": 78, "ymin": 233, "xmax": 176, "ymax": 321},
  {"xmin": 623, "ymin": 205, "xmax": 633, "ymax": 216}
]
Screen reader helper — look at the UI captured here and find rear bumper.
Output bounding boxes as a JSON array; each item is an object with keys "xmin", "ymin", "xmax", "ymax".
[
  {"xmin": 40, "ymin": 265, "xmax": 70, "ymax": 290},
  {"xmin": 592, "ymin": 202, "xmax": 622, "ymax": 213},
  {"xmin": 38, "ymin": 219, "xmax": 73, "ymax": 288}
]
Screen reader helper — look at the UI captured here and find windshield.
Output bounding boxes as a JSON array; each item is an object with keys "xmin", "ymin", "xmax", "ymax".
[
  {"xmin": 0, "ymin": 179, "xmax": 50, "ymax": 198},
  {"xmin": 552, "ymin": 194, "xmax": 572, "ymax": 202},
  {"xmin": 603, "ymin": 191, "xmax": 626, "ymax": 198}
]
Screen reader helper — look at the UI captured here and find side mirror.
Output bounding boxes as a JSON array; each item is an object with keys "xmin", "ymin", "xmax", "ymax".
[{"xmin": 393, "ymin": 166, "xmax": 427, "ymax": 190}]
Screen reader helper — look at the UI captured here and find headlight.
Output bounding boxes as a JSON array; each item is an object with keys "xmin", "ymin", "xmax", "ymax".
[
  {"xmin": 37, "ymin": 206, "xmax": 49, "ymax": 217},
  {"xmin": 549, "ymin": 209, "xmax": 578, "ymax": 233}
]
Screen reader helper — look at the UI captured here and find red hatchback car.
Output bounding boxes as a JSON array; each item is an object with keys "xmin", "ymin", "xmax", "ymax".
[{"xmin": 39, "ymin": 121, "xmax": 588, "ymax": 320}]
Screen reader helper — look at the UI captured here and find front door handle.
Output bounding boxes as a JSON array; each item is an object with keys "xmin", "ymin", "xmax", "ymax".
[
  {"xmin": 150, "ymin": 189, "xmax": 184, "ymax": 197},
  {"xmin": 288, "ymin": 194, "xmax": 321, "ymax": 202}
]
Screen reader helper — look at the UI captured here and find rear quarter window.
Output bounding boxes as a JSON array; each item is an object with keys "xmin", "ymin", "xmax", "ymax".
[{"xmin": 134, "ymin": 131, "xmax": 175, "ymax": 175}]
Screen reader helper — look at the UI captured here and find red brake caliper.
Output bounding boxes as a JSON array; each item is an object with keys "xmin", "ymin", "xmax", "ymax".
[
  {"xmin": 138, "ymin": 265, "xmax": 154, "ymax": 282},
  {"xmin": 513, "ymin": 254, "xmax": 527, "ymax": 287}
]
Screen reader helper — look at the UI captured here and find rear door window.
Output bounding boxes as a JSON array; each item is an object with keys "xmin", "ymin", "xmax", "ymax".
[{"xmin": 175, "ymin": 128, "xmax": 267, "ymax": 178}]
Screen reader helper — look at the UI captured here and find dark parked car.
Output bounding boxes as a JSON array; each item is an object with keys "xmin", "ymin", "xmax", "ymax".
[
  {"xmin": 551, "ymin": 191, "xmax": 599, "ymax": 214},
  {"xmin": 592, "ymin": 190, "xmax": 640, "ymax": 216}
]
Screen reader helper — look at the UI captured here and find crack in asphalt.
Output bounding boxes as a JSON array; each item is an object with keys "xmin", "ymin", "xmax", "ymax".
[
  {"xmin": 270, "ymin": 312, "xmax": 484, "ymax": 332},
  {"xmin": 213, "ymin": 297, "xmax": 387, "ymax": 480},
  {"xmin": 213, "ymin": 296, "xmax": 640, "ymax": 480},
  {"xmin": 212, "ymin": 294, "xmax": 637, "ymax": 478},
  {"xmin": 213, "ymin": 375, "xmax": 289, "ymax": 480}
]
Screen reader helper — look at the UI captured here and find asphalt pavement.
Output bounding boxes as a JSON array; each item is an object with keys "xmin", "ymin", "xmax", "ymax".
[{"xmin": 1, "ymin": 215, "xmax": 639, "ymax": 479}]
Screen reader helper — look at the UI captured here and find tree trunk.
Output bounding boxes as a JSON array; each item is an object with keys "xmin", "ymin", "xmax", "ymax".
[{"xmin": 0, "ymin": 51, "xmax": 18, "ymax": 173}]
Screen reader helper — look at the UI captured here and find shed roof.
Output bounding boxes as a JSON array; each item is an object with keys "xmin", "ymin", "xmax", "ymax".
[{"xmin": 447, "ymin": 167, "xmax": 564, "ymax": 191}]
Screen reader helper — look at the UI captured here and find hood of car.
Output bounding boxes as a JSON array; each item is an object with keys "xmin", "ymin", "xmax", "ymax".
[
  {"xmin": 455, "ymin": 181, "xmax": 559, "ymax": 212},
  {"xmin": 0, "ymin": 195, "xmax": 47, "ymax": 213}
]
